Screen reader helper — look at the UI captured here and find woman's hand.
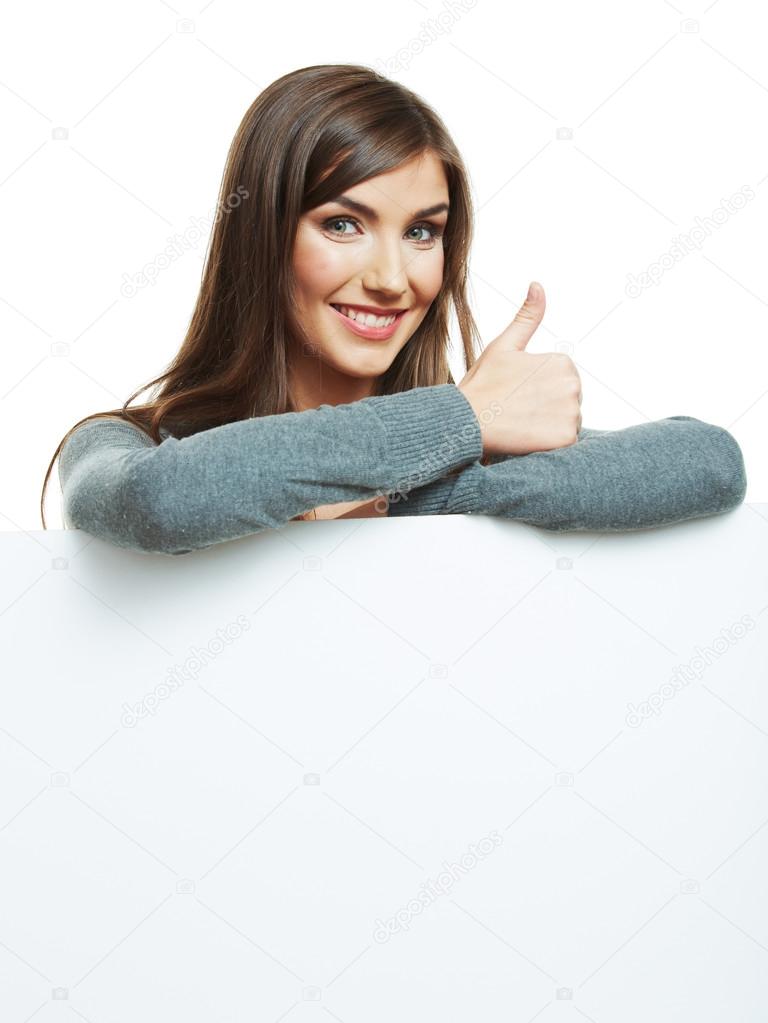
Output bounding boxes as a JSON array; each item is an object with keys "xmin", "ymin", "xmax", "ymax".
[{"xmin": 458, "ymin": 282, "xmax": 582, "ymax": 457}]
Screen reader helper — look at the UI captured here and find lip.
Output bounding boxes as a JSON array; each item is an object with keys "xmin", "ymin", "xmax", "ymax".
[
  {"xmin": 333, "ymin": 303, "xmax": 406, "ymax": 315},
  {"xmin": 329, "ymin": 303, "xmax": 407, "ymax": 340}
]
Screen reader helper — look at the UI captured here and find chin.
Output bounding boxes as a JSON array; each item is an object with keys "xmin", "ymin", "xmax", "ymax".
[
  {"xmin": 321, "ymin": 344, "xmax": 394, "ymax": 375},
  {"xmin": 338, "ymin": 359, "xmax": 393, "ymax": 379}
]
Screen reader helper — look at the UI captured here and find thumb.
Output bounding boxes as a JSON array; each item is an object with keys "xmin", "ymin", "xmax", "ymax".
[{"xmin": 499, "ymin": 281, "xmax": 546, "ymax": 352}]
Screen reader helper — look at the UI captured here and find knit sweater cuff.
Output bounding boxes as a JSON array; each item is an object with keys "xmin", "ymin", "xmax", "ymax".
[
  {"xmin": 364, "ymin": 383, "xmax": 483, "ymax": 494},
  {"xmin": 388, "ymin": 459, "xmax": 486, "ymax": 516}
]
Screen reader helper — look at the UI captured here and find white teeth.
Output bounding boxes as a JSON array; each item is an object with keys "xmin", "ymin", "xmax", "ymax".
[{"xmin": 333, "ymin": 304, "xmax": 398, "ymax": 328}]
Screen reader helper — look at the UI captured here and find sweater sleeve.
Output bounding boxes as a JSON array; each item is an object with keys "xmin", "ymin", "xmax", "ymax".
[
  {"xmin": 387, "ymin": 416, "xmax": 747, "ymax": 531},
  {"xmin": 58, "ymin": 383, "xmax": 483, "ymax": 555}
]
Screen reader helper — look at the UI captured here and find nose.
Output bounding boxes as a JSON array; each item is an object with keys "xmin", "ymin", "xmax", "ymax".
[{"xmin": 362, "ymin": 235, "xmax": 410, "ymax": 297}]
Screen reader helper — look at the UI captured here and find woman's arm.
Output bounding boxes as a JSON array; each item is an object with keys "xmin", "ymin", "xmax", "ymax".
[
  {"xmin": 387, "ymin": 417, "xmax": 747, "ymax": 531},
  {"xmin": 58, "ymin": 384, "xmax": 483, "ymax": 555}
]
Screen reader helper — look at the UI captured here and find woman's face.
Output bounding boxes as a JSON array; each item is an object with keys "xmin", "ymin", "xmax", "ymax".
[{"xmin": 290, "ymin": 151, "xmax": 450, "ymax": 397}]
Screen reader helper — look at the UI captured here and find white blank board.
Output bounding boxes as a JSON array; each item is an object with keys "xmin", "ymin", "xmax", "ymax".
[{"xmin": 1, "ymin": 507, "xmax": 768, "ymax": 1022}]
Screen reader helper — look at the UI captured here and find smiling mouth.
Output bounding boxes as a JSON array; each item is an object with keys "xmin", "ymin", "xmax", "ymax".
[{"xmin": 329, "ymin": 303, "xmax": 405, "ymax": 326}]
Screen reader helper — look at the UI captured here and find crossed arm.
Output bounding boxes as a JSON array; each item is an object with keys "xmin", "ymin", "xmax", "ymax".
[
  {"xmin": 60, "ymin": 393, "xmax": 746, "ymax": 556},
  {"xmin": 382, "ymin": 417, "xmax": 747, "ymax": 531}
]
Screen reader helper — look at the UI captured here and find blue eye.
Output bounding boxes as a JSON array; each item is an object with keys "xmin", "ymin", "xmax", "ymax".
[
  {"xmin": 407, "ymin": 223, "xmax": 443, "ymax": 243},
  {"xmin": 322, "ymin": 215, "xmax": 443, "ymax": 246},
  {"xmin": 323, "ymin": 217, "xmax": 357, "ymax": 237}
]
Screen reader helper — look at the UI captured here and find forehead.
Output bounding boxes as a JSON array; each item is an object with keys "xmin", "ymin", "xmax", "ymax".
[
  {"xmin": 332, "ymin": 152, "xmax": 449, "ymax": 211},
  {"xmin": 314, "ymin": 149, "xmax": 447, "ymax": 215}
]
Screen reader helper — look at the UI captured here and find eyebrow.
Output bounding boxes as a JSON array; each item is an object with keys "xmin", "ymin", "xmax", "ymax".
[{"xmin": 329, "ymin": 195, "xmax": 450, "ymax": 221}]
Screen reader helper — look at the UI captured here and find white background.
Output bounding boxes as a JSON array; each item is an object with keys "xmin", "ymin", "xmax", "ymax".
[
  {"xmin": 2, "ymin": 508, "xmax": 767, "ymax": 1020},
  {"xmin": 1, "ymin": 0, "xmax": 766, "ymax": 527}
]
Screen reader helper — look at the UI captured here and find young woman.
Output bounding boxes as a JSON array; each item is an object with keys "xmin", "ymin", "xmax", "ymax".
[{"xmin": 40, "ymin": 64, "xmax": 747, "ymax": 556}]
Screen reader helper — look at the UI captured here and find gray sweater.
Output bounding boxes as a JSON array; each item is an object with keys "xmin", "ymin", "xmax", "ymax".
[{"xmin": 58, "ymin": 383, "xmax": 747, "ymax": 556}]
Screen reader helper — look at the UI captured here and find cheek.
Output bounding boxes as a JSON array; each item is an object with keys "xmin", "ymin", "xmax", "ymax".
[
  {"xmin": 293, "ymin": 231, "xmax": 352, "ymax": 294},
  {"xmin": 414, "ymin": 249, "xmax": 445, "ymax": 300}
]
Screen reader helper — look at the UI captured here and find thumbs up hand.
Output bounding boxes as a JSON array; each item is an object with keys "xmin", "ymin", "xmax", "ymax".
[{"xmin": 458, "ymin": 282, "xmax": 582, "ymax": 457}]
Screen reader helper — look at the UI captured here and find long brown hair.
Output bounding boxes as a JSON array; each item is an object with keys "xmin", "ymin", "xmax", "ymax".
[{"xmin": 41, "ymin": 63, "xmax": 482, "ymax": 528}]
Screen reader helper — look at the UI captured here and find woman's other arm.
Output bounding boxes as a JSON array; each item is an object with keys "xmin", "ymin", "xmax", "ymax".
[{"xmin": 387, "ymin": 417, "xmax": 747, "ymax": 531}]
